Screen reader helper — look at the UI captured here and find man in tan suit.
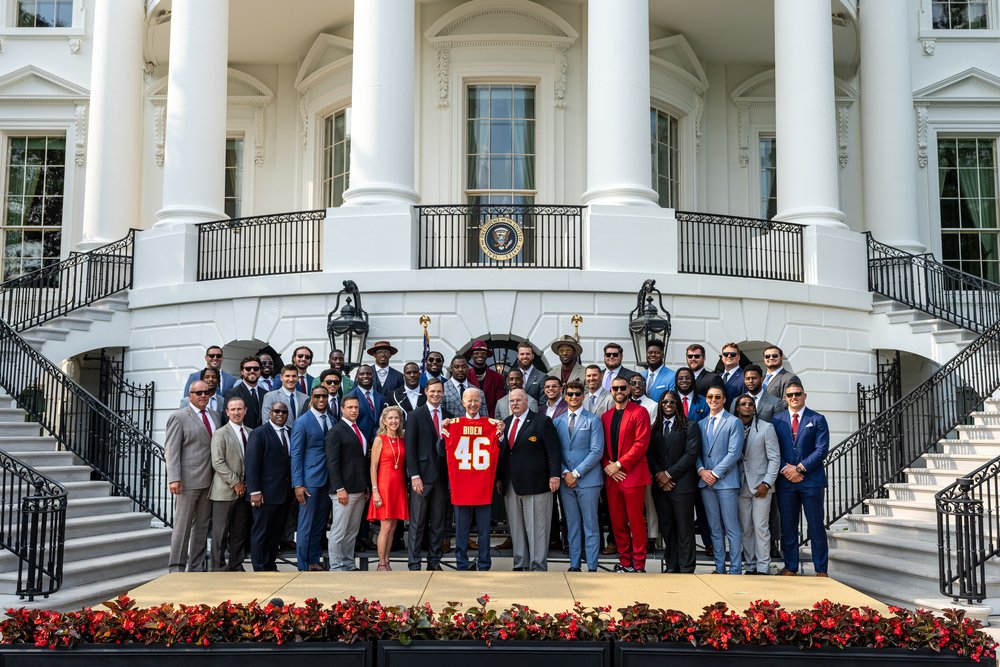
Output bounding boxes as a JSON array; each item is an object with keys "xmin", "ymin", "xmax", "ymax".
[
  {"xmin": 166, "ymin": 380, "xmax": 220, "ymax": 572},
  {"xmin": 210, "ymin": 397, "xmax": 252, "ymax": 571}
]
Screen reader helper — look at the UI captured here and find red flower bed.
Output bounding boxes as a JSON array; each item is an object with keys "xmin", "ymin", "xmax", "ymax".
[{"xmin": 0, "ymin": 594, "xmax": 993, "ymax": 662}]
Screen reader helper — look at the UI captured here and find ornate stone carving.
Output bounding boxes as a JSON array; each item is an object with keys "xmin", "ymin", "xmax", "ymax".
[
  {"xmin": 694, "ymin": 94, "xmax": 704, "ymax": 152},
  {"xmin": 915, "ymin": 105, "xmax": 929, "ymax": 168},
  {"xmin": 921, "ymin": 38, "xmax": 936, "ymax": 56},
  {"xmin": 68, "ymin": 37, "xmax": 81, "ymax": 54},
  {"xmin": 436, "ymin": 46, "xmax": 450, "ymax": 109},
  {"xmin": 254, "ymin": 107, "xmax": 265, "ymax": 165},
  {"xmin": 152, "ymin": 100, "xmax": 166, "ymax": 166},
  {"xmin": 736, "ymin": 104, "xmax": 750, "ymax": 167},
  {"xmin": 299, "ymin": 99, "xmax": 309, "ymax": 149},
  {"xmin": 74, "ymin": 104, "xmax": 87, "ymax": 165},
  {"xmin": 836, "ymin": 102, "xmax": 850, "ymax": 168},
  {"xmin": 554, "ymin": 47, "xmax": 567, "ymax": 109}
]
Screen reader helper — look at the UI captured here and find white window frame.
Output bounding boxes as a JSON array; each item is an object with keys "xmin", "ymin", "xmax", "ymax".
[
  {"xmin": 919, "ymin": 0, "xmax": 1000, "ymax": 44},
  {"xmin": 319, "ymin": 106, "xmax": 351, "ymax": 209},
  {"xmin": 223, "ymin": 122, "xmax": 254, "ymax": 218},
  {"xmin": 756, "ymin": 132, "xmax": 778, "ymax": 220},
  {"xmin": 650, "ymin": 106, "xmax": 681, "ymax": 209},
  {"xmin": 223, "ymin": 133, "xmax": 247, "ymax": 220},
  {"xmin": 1, "ymin": 0, "xmax": 84, "ymax": 37}
]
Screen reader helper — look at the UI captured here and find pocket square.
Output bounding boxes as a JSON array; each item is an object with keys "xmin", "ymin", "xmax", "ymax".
[
  {"xmin": 804, "ymin": 423, "xmax": 814, "ymax": 428},
  {"xmin": 528, "ymin": 435, "xmax": 538, "ymax": 442}
]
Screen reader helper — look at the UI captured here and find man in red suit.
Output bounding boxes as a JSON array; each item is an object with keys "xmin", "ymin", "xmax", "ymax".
[
  {"xmin": 602, "ymin": 377, "xmax": 652, "ymax": 572},
  {"xmin": 466, "ymin": 340, "xmax": 506, "ymax": 418}
]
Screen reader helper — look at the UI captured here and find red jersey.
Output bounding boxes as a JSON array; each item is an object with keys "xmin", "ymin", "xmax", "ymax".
[{"xmin": 444, "ymin": 417, "xmax": 500, "ymax": 505}]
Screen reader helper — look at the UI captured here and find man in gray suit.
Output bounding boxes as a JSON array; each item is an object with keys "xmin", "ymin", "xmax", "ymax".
[
  {"xmin": 762, "ymin": 345, "xmax": 801, "ymax": 410},
  {"xmin": 166, "ymin": 380, "xmax": 220, "ymax": 572},
  {"xmin": 495, "ymin": 368, "xmax": 538, "ymax": 420},
  {"xmin": 734, "ymin": 394, "xmax": 780, "ymax": 575},
  {"xmin": 730, "ymin": 364, "xmax": 780, "ymax": 423},
  {"xmin": 583, "ymin": 365, "xmax": 613, "ymax": 417},
  {"xmin": 262, "ymin": 364, "xmax": 309, "ymax": 425},
  {"xmin": 513, "ymin": 341, "xmax": 545, "ymax": 403},
  {"xmin": 209, "ymin": 397, "xmax": 252, "ymax": 571}
]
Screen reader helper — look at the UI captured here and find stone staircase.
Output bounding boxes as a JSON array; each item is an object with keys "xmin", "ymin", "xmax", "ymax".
[
  {"xmin": 17, "ymin": 293, "xmax": 131, "ymax": 363},
  {"xmin": 826, "ymin": 394, "xmax": 1000, "ymax": 621},
  {"xmin": 0, "ymin": 393, "xmax": 170, "ymax": 611},
  {"xmin": 869, "ymin": 295, "xmax": 978, "ymax": 364}
]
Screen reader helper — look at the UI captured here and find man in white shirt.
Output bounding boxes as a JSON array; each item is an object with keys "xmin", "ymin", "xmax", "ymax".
[
  {"xmin": 628, "ymin": 376, "xmax": 658, "ymax": 423},
  {"xmin": 209, "ymin": 398, "xmax": 252, "ymax": 571},
  {"xmin": 262, "ymin": 365, "xmax": 309, "ymax": 426},
  {"xmin": 388, "ymin": 362, "xmax": 425, "ymax": 414},
  {"xmin": 583, "ymin": 365, "xmax": 613, "ymax": 417},
  {"xmin": 601, "ymin": 342, "xmax": 639, "ymax": 391},
  {"xmin": 495, "ymin": 367, "xmax": 538, "ymax": 420},
  {"xmin": 762, "ymin": 345, "xmax": 801, "ymax": 410}
]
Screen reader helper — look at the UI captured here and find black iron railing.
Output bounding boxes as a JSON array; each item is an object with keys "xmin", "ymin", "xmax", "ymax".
[
  {"xmin": 822, "ymin": 317, "xmax": 1000, "ymax": 539},
  {"xmin": 416, "ymin": 205, "xmax": 583, "ymax": 269},
  {"xmin": 0, "ymin": 230, "xmax": 134, "ymax": 331},
  {"xmin": 855, "ymin": 351, "xmax": 903, "ymax": 499},
  {"xmin": 0, "ymin": 452, "xmax": 65, "ymax": 600},
  {"xmin": 867, "ymin": 232, "xmax": 1000, "ymax": 333},
  {"xmin": 676, "ymin": 211, "xmax": 804, "ymax": 282},
  {"xmin": 98, "ymin": 349, "xmax": 155, "ymax": 439},
  {"xmin": 0, "ymin": 319, "xmax": 172, "ymax": 527},
  {"xmin": 937, "ymin": 456, "xmax": 1000, "ymax": 604},
  {"xmin": 197, "ymin": 210, "xmax": 325, "ymax": 281}
]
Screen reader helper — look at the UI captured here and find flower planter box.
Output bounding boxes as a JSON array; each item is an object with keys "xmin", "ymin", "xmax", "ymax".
[
  {"xmin": 615, "ymin": 642, "xmax": 982, "ymax": 666},
  {"xmin": 0, "ymin": 641, "xmax": 372, "ymax": 667},
  {"xmin": 377, "ymin": 640, "xmax": 610, "ymax": 667}
]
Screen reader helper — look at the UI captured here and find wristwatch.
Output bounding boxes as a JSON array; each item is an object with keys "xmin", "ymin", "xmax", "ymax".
[{"xmin": 796, "ymin": 464, "xmax": 806, "ymax": 474}]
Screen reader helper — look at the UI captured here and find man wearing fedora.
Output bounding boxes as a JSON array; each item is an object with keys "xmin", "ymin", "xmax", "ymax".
[
  {"xmin": 551, "ymin": 335, "xmax": 585, "ymax": 387},
  {"xmin": 368, "ymin": 340, "xmax": 404, "ymax": 396},
  {"xmin": 466, "ymin": 339, "xmax": 506, "ymax": 418}
]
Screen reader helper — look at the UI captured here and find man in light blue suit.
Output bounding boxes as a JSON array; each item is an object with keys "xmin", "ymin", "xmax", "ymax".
[
  {"xmin": 290, "ymin": 384, "xmax": 334, "ymax": 571},
  {"xmin": 696, "ymin": 386, "xmax": 745, "ymax": 574},
  {"xmin": 553, "ymin": 379, "xmax": 605, "ymax": 572},
  {"xmin": 642, "ymin": 339, "xmax": 675, "ymax": 403},
  {"xmin": 182, "ymin": 345, "xmax": 237, "ymax": 397}
]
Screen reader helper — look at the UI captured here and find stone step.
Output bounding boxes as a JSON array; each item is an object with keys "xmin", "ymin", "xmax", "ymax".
[
  {"xmin": 0, "ymin": 569, "xmax": 165, "ymax": 612},
  {"xmin": 77, "ymin": 305, "xmax": 115, "ymax": 322},
  {"xmin": 49, "ymin": 316, "xmax": 92, "ymax": 332},
  {"xmin": 908, "ymin": 318, "xmax": 951, "ymax": 334},
  {"xmin": 0, "ymin": 527, "xmax": 170, "ymax": 574},
  {"xmin": 886, "ymin": 308, "xmax": 935, "ymax": 325},
  {"xmin": 28, "ymin": 327, "xmax": 70, "ymax": 342},
  {"xmin": 955, "ymin": 424, "xmax": 1000, "ymax": 438},
  {"xmin": 0, "ymin": 546, "xmax": 169, "ymax": 589},
  {"xmin": 0, "ymin": 450, "xmax": 76, "ymax": 467},
  {"xmin": 64, "ymin": 511, "xmax": 154, "ymax": 540},
  {"xmin": 102, "ymin": 295, "xmax": 129, "ymax": 311},
  {"xmin": 829, "ymin": 530, "xmax": 1000, "ymax": 576},
  {"xmin": 885, "ymin": 482, "xmax": 942, "ymax": 503},
  {"xmin": 31, "ymin": 465, "xmax": 93, "ymax": 483},
  {"xmin": 829, "ymin": 568, "xmax": 996, "ymax": 619},
  {"xmin": 0, "ymin": 435, "xmax": 59, "ymax": 451},
  {"xmin": 64, "ymin": 495, "xmax": 136, "ymax": 519},
  {"xmin": 0, "ymin": 422, "xmax": 46, "ymax": 437},
  {"xmin": 902, "ymin": 467, "xmax": 966, "ymax": 487},
  {"xmin": 863, "ymin": 497, "xmax": 936, "ymax": 520},
  {"xmin": 844, "ymin": 514, "xmax": 939, "ymax": 542},
  {"xmin": 827, "ymin": 546, "xmax": 1000, "ymax": 590},
  {"xmin": 0, "ymin": 408, "xmax": 29, "ymax": 423},
  {"xmin": 933, "ymin": 328, "xmax": 979, "ymax": 344},
  {"xmin": 922, "ymin": 452, "xmax": 996, "ymax": 472}
]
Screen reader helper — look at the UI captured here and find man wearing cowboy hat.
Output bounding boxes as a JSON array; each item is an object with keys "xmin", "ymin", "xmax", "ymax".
[
  {"xmin": 551, "ymin": 335, "xmax": 584, "ymax": 387},
  {"xmin": 367, "ymin": 340, "xmax": 404, "ymax": 396},
  {"xmin": 465, "ymin": 340, "xmax": 506, "ymax": 418}
]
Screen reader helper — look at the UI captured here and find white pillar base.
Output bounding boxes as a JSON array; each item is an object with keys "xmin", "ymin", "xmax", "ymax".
[
  {"xmin": 325, "ymin": 205, "xmax": 415, "ymax": 271},
  {"xmin": 581, "ymin": 185, "xmax": 659, "ymax": 207},
  {"xmin": 586, "ymin": 205, "xmax": 676, "ymax": 273},
  {"xmin": 133, "ymin": 225, "xmax": 199, "ymax": 288},
  {"xmin": 775, "ymin": 206, "xmax": 848, "ymax": 230},
  {"xmin": 341, "ymin": 184, "xmax": 420, "ymax": 207},
  {"xmin": 803, "ymin": 225, "xmax": 867, "ymax": 290},
  {"xmin": 153, "ymin": 205, "xmax": 227, "ymax": 229}
]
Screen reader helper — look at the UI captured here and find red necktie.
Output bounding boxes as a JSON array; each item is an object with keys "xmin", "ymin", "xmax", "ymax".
[
  {"xmin": 682, "ymin": 396, "xmax": 689, "ymax": 417},
  {"xmin": 365, "ymin": 391, "xmax": 375, "ymax": 412},
  {"xmin": 200, "ymin": 410, "xmax": 212, "ymax": 437},
  {"xmin": 298, "ymin": 377, "xmax": 307, "ymax": 394},
  {"xmin": 352, "ymin": 423, "xmax": 365, "ymax": 452},
  {"xmin": 508, "ymin": 417, "xmax": 520, "ymax": 449},
  {"xmin": 432, "ymin": 408, "xmax": 440, "ymax": 434},
  {"xmin": 792, "ymin": 412, "xmax": 799, "ymax": 440}
]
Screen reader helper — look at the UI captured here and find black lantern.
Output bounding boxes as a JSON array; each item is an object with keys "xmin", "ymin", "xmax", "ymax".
[
  {"xmin": 327, "ymin": 280, "xmax": 369, "ymax": 371},
  {"xmin": 628, "ymin": 279, "xmax": 671, "ymax": 367}
]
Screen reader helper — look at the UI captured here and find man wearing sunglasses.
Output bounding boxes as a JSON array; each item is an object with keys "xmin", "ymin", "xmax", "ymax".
[
  {"xmin": 182, "ymin": 345, "xmax": 237, "ymax": 397},
  {"xmin": 719, "ymin": 343, "xmax": 746, "ymax": 403},
  {"xmin": 290, "ymin": 386, "xmax": 335, "ymax": 570},
  {"xmin": 684, "ymin": 343, "xmax": 724, "ymax": 399},
  {"xmin": 601, "ymin": 342, "xmax": 639, "ymax": 392},
  {"xmin": 761, "ymin": 345, "xmax": 800, "ymax": 410},
  {"xmin": 772, "ymin": 382, "xmax": 829, "ymax": 577},
  {"xmin": 225, "ymin": 355, "xmax": 267, "ymax": 430}
]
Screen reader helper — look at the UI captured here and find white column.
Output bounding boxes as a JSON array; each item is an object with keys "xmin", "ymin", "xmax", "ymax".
[
  {"xmin": 341, "ymin": 0, "xmax": 418, "ymax": 206},
  {"xmin": 581, "ymin": 0, "xmax": 658, "ymax": 206},
  {"xmin": 154, "ymin": 0, "xmax": 229, "ymax": 227},
  {"xmin": 773, "ymin": 0, "xmax": 845, "ymax": 228},
  {"xmin": 78, "ymin": 0, "xmax": 144, "ymax": 250},
  {"xmin": 859, "ymin": 0, "xmax": 924, "ymax": 253}
]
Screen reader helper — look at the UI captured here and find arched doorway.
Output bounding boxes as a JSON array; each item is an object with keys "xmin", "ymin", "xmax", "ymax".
[{"xmin": 455, "ymin": 336, "xmax": 550, "ymax": 375}]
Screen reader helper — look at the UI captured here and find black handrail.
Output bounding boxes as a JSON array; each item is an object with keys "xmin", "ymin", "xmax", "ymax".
[
  {"xmin": 98, "ymin": 349, "xmax": 155, "ymax": 439},
  {"xmin": 855, "ymin": 351, "xmax": 903, "ymax": 501},
  {"xmin": 0, "ymin": 451, "xmax": 66, "ymax": 600},
  {"xmin": 822, "ymin": 317, "xmax": 1000, "ymax": 540},
  {"xmin": 867, "ymin": 232, "xmax": 1000, "ymax": 333},
  {"xmin": 196, "ymin": 210, "xmax": 325, "ymax": 281},
  {"xmin": 675, "ymin": 211, "xmax": 804, "ymax": 282},
  {"xmin": 0, "ymin": 230, "xmax": 134, "ymax": 332},
  {"xmin": 0, "ymin": 319, "xmax": 172, "ymax": 527}
]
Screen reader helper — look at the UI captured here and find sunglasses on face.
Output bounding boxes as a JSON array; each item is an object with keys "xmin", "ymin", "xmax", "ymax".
[
  {"xmin": 721, "ymin": 351, "xmax": 738, "ymax": 357},
  {"xmin": 312, "ymin": 394, "xmax": 329, "ymax": 400},
  {"xmin": 764, "ymin": 354, "xmax": 780, "ymax": 359},
  {"xmin": 206, "ymin": 353, "xmax": 223, "ymax": 359},
  {"xmin": 270, "ymin": 409, "xmax": 288, "ymax": 414},
  {"xmin": 324, "ymin": 379, "xmax": 341, "ymax": 385},
  {"xmin": 610, "ymin": 386, "xmax": 629, "ymax": 392},
  {"xmin": 785, "ymin": 391, "xmax": 804, "ymax": 398},
  {"xmin": 190, "ymin": 390, "xmax": 211, "ymax": 396},
  {"xmin": 661, "ymin": 399, "xmax": 677, "ymax": 405},
  {"xmin": 564, "ymin": 390, "xmax": 583, "ymax": 397},
  {"xmin": 243, "ymin": 366, "xmax": 260, "ymax": 372},
  {"xmin": 686, "ymin": 354, "xmax": 702, "ymax": 359},
  {"xmin": 706, "ymin": 395, "xmax": 725, "ymax": 401},
  {"xmin": 605, "ymin": 352, "xmax": 621, "ymax": 357},
  {"xmin": 296, "ymin": 354, "xmax": 312, "ymax": 360}
]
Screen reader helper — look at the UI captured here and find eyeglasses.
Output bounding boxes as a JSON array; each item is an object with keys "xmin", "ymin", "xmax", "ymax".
[
  {"xmin": 270, "ymin": 409, "xmax": 288, "ymax": 414},
  {"xmin": 764, "ymin": 353, "xmax": 781, "ymax": 359},
  {"xmin": 604, "ymin": 351, "xmax": 621, "ymax": 357},
  {"xmin": 785, "ymin": 391, "xmax": 804, "ymax": 398},
  {"xmin": 610, "ymin": 386, "xmax": 629, "ymax": 392},
  {"xmin": 686, "ymin": 353, "xmax": 702, "ymax": 359},
  {"xmin": 206, "ymin": 353, "xmax": 223, "ymax": 359},
  {"xmin": 243, "ymin": 366, "xmax": 260, "ymax": 372},
  {"xmin": 190, "ymin": 390, "xmax": 211, "ymax": 396},
  {"xmin": 705, "ymin": 394, "xmax": 725, "ymax": 401},
  {"xmin": 564, "ymin": 390, "xmax": 583, "ymax": 397},
  {"xmin": 721, "ymin": 351, "xmax": 738, "ymax": 358}
]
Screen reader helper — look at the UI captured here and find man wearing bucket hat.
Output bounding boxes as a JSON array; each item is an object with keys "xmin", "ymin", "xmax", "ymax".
[
  {"xmin": 367, "ymin": 340, "xmax": 404, "ymax": 396},
  {"xmin": 550, "ymin": 335, "xmax": 585, "ymax": 387},
  {"xmin": 465, "ymin": 340, "xmax": 506, "ymax": 418}
]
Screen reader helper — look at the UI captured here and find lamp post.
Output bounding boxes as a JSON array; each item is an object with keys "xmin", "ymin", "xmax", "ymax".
[
  {"xmin": 327, "ymin": 280, "xmax": 369, "ymax": 372},
  {"xmin": 628, "ymin": 279, "xmax": 671, "ymax": 367}
]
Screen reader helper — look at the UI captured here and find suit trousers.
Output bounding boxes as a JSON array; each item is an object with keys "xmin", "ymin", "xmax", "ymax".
[
  {"xmin": 650, "ymin": 487, "xmax": 696, "ymax": 573},
  {"xmin": 328, "ymin": 491, "xmax": 368, "ymax": 571},
  {"xmin": 701, "ymin": 486, "xmax": 742, "ymax": 574},
  {"xmin": 560, "ymin": 484, "xmax": 601, "ymax": 571},
  {"xmin": 777, "ymin": 484, "xmax": 828, "ymax": 574},
  {"xmin": 250, "ymin": 498, "xmax": 291, "ymax": 571},
  {"xmin": 295, "ymin": 484, "xmax": 331, "ymax": 570},
  {"xmin": 738, "ymin": 486, "xmax": 773, "ymax": 574},
  {"xmin": 504, "ymin": 488, "xmax": 553, "ymax": 571},
  {"xmin": 210, "ymin": 497, "xmax": 252, "ymax": 571},
  {"xmin": 407, "ymin": 480, "xmax": 447, "ymax": 570},
  {"xmin": 454, "ymin": 504, "xmax": 492, "ymax": 570},
  {"xmin": 168, "ymin": 487, "xmax": 211, "ymax": 573},
  {"xmin": 606, "ymin": 482, "xmax": 647, "ymax": 570}
]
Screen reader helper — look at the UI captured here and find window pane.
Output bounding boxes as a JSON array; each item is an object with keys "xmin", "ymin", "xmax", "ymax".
[
  {"xmin": 321, "ymin": 107, "xmax": 351, "ymax": 208},
  {"xmin": 940, "ymin": 168, "xmax": 959, "ymax": 197},
  {"xmin": 6, "ymin": 199, "xmax": 23, "ymax": 227},
  {"xmin": 932, "ymin": 2, "xmax": 949, "ymax": 28},
  {"xmin": 468, "ymin": 87, "xmax": 490, "ymax": 119},
  {"xmin": 490, "ymin": 157, "xmax": 512, "ymax": 189},
  {"xmin": 490, "ymin": 86, "xmax": 512, "ymax": 118},
  {"xmin": 958, "ymin": 140, "xmax": 979, "ymax": 167},
  {"xmin": 490, "ymin": 120, "xmax": 512, "ymax": 154},
  {"xmin": 465, "ymin": 84, "xmax": 535, "ymax": 204},
  {"xmin": 512, "ymin": 87, "xmax": 534, "ymax": 119},
  {"xmin": 468, "ymin": 120, "xmax": 488, "ymax": 155},
  {"xmin": 940, "ymin": 198, "xmax": 961, "ymax": 228}
]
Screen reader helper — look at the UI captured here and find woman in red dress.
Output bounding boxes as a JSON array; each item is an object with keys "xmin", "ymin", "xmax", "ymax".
[{"xmin": 369, "ymin": 405, "xmax": 408, "ymax": 570}]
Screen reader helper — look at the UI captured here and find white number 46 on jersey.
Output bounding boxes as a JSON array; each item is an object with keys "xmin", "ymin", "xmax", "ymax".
[{"xmin": 453, "ymin": 435, "xmax": 491, "ymax": 470}]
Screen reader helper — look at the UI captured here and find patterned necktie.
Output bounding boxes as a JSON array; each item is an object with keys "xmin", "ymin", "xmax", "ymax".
[
  {"xmin": 722, "ymin": 371, "xmax": 731, "ymax": 384},
  {"xmin": 240, "ymin": 427, "xmax": 247, "ymax": 453},
  {"xmin": 568, "ymin": 412, "xmax": 576, "ymax": 436},
  {"xmin": 320, "ymin": 413, "xmax": 330, "ymax": 434},
  {"xmin": 792, "ymin": 412, "xmax": 799, "ymax": 440},
  {"xmin": 200, "ymin": 410, "xmax": 212, "ymax": 437},
  {"xmin": 365, "ymin": 391, "xmax": 375, "ymax": 412},
  {"xmin": 763, "ymin": 373, "xmax": 773, "ymax": 390}
]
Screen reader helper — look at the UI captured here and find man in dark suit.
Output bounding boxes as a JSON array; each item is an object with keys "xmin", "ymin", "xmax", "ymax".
[
  {"xmin": 368, "ymin": 340, "xmax": 404, "ymax": 396},
  {"xmin": 349, "ymin": 364, "xmax": 385, "ymax": 443},
  {"xmin": 291, "ymin": 346, "xmax": 316, "ymax": 396},
  {"xmin": 405, "ymin": 378, "xmax": 451, "ymax": 571},
  {"xmin": 601, "ymin": 342, "xmax": 639, "ymax": 392},
  {"xmin": 182, "ymin": 345, "xmax": 237, "ymax": 397},
  {"xmin": 602, "ymin": 377, "xmax": 652, "ymax": 572},
  {"xmin": 498, "ymin": 389, "xmax": 560, "ymax": 571},
  {"xmin": 719, "ymin": 342, "xmax": 746, "ymax": 403},
  {"xmin": 762, "ymin": 345, "xmax": 801, "ymax": 410},
  {"xmin": 466, "ymin": 339, "xmax": 506, "ymax": 418},
  {"xmin": 685, "ymin": 343, "xmax": 725, "ymax": 398},
  {"xmin": 246, "ymin": 401, "xmax": 292, "ymax": 571},
  {"xmin": 165, "ymin": 380, "xmax": 220, "ymax": 572},
  {"xmin": 647, "ymin": 389, "xmax": 701, "ymax": 573},
  {"xmin": 290, "ymin": 384, "xmax": 334, "ymax": 571},
  {"xmin": 732, "ymin": 364, "xmax": 780, "ymax": 423},
  {"xmin": 773, "ymin": 381, "xmax": 830, "ymax": 577},
  {"xmin": 389, "ymin": 362, "xmax": 426, "ymax": 414},
  {"xmin": 513, "ymin": 341, "xmax": 545, "ymax": 402},
  {"xmin": 326, "ymin": 394, "xmax": 371, "ymax": 571},
  {"xmin": 225, "ymin": 356, "xmax": 267, "ymax": 430},
  {"xmin": 419, "ymin": 351, "xmax": 447, "ymax": 388}
]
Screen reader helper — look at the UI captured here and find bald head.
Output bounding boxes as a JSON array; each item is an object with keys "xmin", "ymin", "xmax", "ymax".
[{"xmin": 509, "ymin": 388, "xmax": 528, "ymax": 417}]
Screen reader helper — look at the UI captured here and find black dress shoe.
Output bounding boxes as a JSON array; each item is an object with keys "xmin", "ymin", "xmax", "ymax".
[
  {"xmin": 567, "ymin": 567, "xmax": 581, "ymax": 572},
  {"xmin": 704, "ymin": 544, "xmax": 714, "ymax": 559},
  {"xmin": 427, "ymin": 564, "xmax": 443, "ymax": 571},
  {"xmin": 634, "ymin": 568, "xmax": 646, "ymax": 573}
]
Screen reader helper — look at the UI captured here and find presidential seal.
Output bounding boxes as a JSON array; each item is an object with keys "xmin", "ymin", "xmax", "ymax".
[{"xmin": 479, "ymin": 216, "xmax": 524, "ymax": 261}]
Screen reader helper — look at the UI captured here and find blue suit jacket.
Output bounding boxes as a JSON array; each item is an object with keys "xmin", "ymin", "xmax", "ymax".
[
  {"xmin": 245, "ymin": 423, "xmax": 291, "ymax": 504},
  {"xmin": 772, "ymin": 407, "xmax": 829, "ymax": 488},
  {"xmin": 721, "ymin": 367, "xmax": 746, "ymax": 403},
  {"xmin": 349, "ymin": 386, "xmax": 385, "ymax": 443},
  {"xmin": 290, "ymin": 410, "xmax": 331, "ymax": 489},
  {"xmin": 679, "ymin": 393, "xmax": 710, "ymax": 424},
  {"xmin": 553, "ymin": 409, "xmax": 605, "ymax": 489},
  {"xmin": 183, "ymin": 369, "xmax": 237, "ymax": 397},
  {"xmin": 643, "ymin": 366, "xmax": 676, "ymax": 403},
  {"xmin": 696, "ymin": 410, "xmax": 744, "ymax": 490}
]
